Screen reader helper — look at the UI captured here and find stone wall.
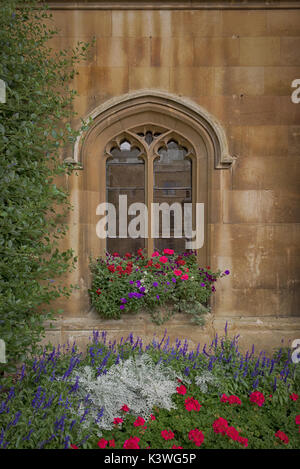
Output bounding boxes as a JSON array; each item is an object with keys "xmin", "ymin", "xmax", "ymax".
[{"xmin": 44, "ymin": 1, "xmax": 300, "ymax": 354}]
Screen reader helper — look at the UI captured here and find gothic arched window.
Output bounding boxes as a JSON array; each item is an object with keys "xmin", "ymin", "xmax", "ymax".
[{"xmin": 104, "ymin": 125, "xmax": 195, "ymax": 256}]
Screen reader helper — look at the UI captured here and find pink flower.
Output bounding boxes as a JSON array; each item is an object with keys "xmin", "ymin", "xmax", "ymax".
[
  {"xmin": 289, "ymin": 393, "xmax": 299, "ymax": 401},
  {"xmin": 114, "ymin": 417, "xmax": 123, "ymax": 425},
  {"xmin": 123, "ymin": 436, "xmax": 140, "ymax": 449},
  {"xmin": 97, "ymin": 438, "xmax": 108, "ymax": 448},
  {"xmin": 295, "ymin": 415, "xmax": 300, "ymax": 425},
  {"xmin": 181, "ymin": 274, "xmax": 189, "ymax": 280},
  {"xmin": 172, "ymin": 445, "xmax": 183, "ymax": 449},
  {"xmin": 152, "ymin": 251, "xmax": 160, "ymax": 257},
  {"xmin": 70, "ymin": 444, "xmax": 79, "ymax": 449},
  {"xmin": 212, "ymin": 417, "xmax": 228, "ymax": 435},
  {"xmin": 220, "ymin": 394, "xmax": 228, "ymax": 403},
  {"xmin": 109, "ymin": 440, "xmax": 115, "ymax": 448},
  {"xmin": 176, "ymin": 384, "xmax": 187, "ymax": 395},
  {"xmin": 121, "ymin": 404, "xmax": 130, "ymax": 412},
  {"xmin": 150, "ymin": 414, "xmax": 156, "ymax": 421},
  {"xmin": 174, "ymin": 269, "xmax": 182, "ymax": 276},
  {"xmin": 159, "ymin": 256, "xmax": 168, "ymax": 263},
  {"xmin": 188, "ymin": 429, "xmax": 204, "ymax": 447},
  {"xmin": 249, "ymin": 391, "xmax": 265, "ymax": 407},
  {"xmin": 161, "ymin": 430, "xmax": 175, "ymax": 441},
  {"xmin": 163, "ymin": 249, "xmax": 174, "ymax": 255},
  {"xmin": 184, "ymin": 397, "xmax": 201, "ymax": 412},
  {"xmin": 134, "ymin": 416, "xmax": 146, "ymax": 427},
  {"xmin": 275, "ymin": 430, "xmax": 289, "ymax": 444}
]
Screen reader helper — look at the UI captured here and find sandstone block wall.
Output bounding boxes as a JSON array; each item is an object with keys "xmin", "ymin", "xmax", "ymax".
[{"xmin": 43, "ymin": 2, "xmax": 300, "ymax": 353}]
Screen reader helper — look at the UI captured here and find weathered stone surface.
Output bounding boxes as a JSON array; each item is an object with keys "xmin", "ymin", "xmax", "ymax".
[
  {"xmin": 44, "ymin": 5, "xmax": 300, "ymax": 354},
  {"xmin": 214, "ymin": 67, "xmax": 265, "ymax": 96},
  {"xmin": 240, "ymin": 37, "xmax": 281, "ymax": 66},
  {"xmin": 222, "ymin": 10, "xmax": 268, "ymax": 37},
  {"xmin": 194, "ymin": 37, "xmax": 239, "ymax": 66}
]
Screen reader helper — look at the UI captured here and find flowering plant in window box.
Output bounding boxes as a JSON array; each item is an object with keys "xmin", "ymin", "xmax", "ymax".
[{"xmin": 89, "ymin": 249, "xmax": 230, "ymax": 324}]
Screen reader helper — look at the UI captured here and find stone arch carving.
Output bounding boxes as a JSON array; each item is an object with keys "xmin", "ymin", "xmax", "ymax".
[{"xmin": 71, "ymin": 90, "xmax": 235, "ymax": 170}]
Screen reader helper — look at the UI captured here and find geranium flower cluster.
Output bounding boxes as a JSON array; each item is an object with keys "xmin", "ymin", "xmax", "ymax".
[
  {"xmin": 213, "ymin": 418, "xmax": 248, "ymax": 447},
  {"xmin": 220, "ymin": 394, "xmax": 242, "ymax": 405},
  {"xmin": 90, "ymin": 248, "xmax": 229, "ymax": 321},
  {"xmin": 188, "ymin": 429, "xmax": 204, "ymax": 447},
  {"xmin": 249, "ymin": 391, "xmax": 265, "ymax": 407}
]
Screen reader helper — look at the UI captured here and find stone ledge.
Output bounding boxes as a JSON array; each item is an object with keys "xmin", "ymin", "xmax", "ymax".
[{"xmin": 43, "ymin": 312, "xmax": 300, "ymax": 355}]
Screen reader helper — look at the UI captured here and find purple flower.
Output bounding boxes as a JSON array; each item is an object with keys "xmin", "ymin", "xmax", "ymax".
[
  {"xmin": 129, "ymin": 280, "xmax": 134, "ymax": 284},
  {"xmin": 120, "ymin": 305, "xmax": 125, "ymax": 310},
  {"xmin": 200, "ymin": 283, "xmax": 205, "ymax": 287},
  {"xmin": 171, "ymin": 278, "xmax": 176, "ymax": 283},
  {"xmin": 120, "ymin": 298, "xmax": 127, "ymax": 303},
  {"xmin": 224, "ymin": 270, "xmax": 230, "ymax": 275},
  {"xmin": 153, "ymin": 282, "xmax": 158, "ymax": 287},
  {"xmin": 156, "ymin": 295, "xmax": 160, "ymax": 300}
]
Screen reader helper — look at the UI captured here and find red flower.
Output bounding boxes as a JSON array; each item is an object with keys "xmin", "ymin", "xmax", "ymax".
[
  {"xmin": 134, "ymin": 416, "xmax": 145, "ymax": 427},
  {"xmin": 161, "ymin": 430, "xmax": 175, "ymax": 441},
  {"xmin": 176, "ymin": 384, "xmax": 187, "ymax": 395},
  {"xmin": 295, "ymin": 415, "xmax": 300, "ymax": 425},
  {"xmin": 220, "ymin": 394, "xmax": 228, "ymax": 403},
  {"xmin": 188, "ymin": 429, "xmax": 204, "ymax": 447},
  {"xmin": 112, "ymin": 252, "xmax": 119, "ymax": 257},
  {"xmin": 275, "ymin": 430, "xmax": 289, "ymax": 444},
  {"xmin": 121, "ymin": 404, "xmax": 130, "ymax": 412},
  {"xmin": 109, "ymin": 439, "xmax": 115, "ymax": 448},
  {"xmin": 226, "ymin": 426, "xmax": 240, "ymax": 441},
  {"xmin": 177, "ymin": 259, "xmax": 185, "ymax": 266},
  {"xmin": 249, "ymin": 391, "xmax": 265, "ymax": 407},
  {"xmin": 150, "ymin": 414, "xmax": 156, "ymax": 420},
  {"xmin": 125, "ymin": 252, "xmax": 132, "ymax": 258},
  {"xmin": 97, "ymin": 438, "xmax": 108, "ymax": 448},
  {"xmin": 96, "ymin": 288, "xmax": 101, "ymax": 295},
  {"xmin": 172, "ymin": 445, "xmax": 183, "ymax": 449},
  {"xmin": 228, "ymin": 395, "xmax": 242, "ymax": 405},
  {"xmin": 113, "ymin": 417, "xmax": 123, "ymax": 425},
  {"xmin": 181, "ymin": 274, "xmax": 189, "ymax": 280},
  {"xmin": 212, "ymin": 417, "xmax": 228, "ymax": 435},
  {"xmin": 238, "ymin": 436, "xmax": 248, "ymax": 447},
  {"xmin": 123, "ymin": 436, "xmax": 140, "ymax": 449},
  {"xmin": 70, "ymin": 444, "xmax": 79, "ymax": 449},
  {"xmin": 108, "ymin": 265, "xmax": 115, "ymax": 272},
  {"xmin": 184, "ymin": 397, "xmax": 201, "ymax": 412},
  {"xmin": 289, "ymin": 393, "xmax": 299, "ymax": 401}
]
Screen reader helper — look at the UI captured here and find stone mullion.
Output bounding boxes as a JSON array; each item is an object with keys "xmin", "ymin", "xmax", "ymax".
[{"xmin": 146, "ymin": 149, "xmax": 154, "ymax": 258}]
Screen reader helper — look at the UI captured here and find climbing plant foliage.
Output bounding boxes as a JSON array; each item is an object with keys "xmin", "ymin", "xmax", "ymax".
[{"xmin": 0, "ymin": 0, "xmax": 92, "ymax": 372}]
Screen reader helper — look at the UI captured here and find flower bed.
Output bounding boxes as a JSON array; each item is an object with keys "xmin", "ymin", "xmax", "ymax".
[
  {"xmin": 0, "ymin": 327, "xmax": 299, "ymax": 449},
  {"xmin": 89, "ymin": 249, "xmax": 230, "ymax": 324}
]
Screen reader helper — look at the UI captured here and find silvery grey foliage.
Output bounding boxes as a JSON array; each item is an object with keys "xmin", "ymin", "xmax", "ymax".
[
  {"xmin": 72, "ymin": 354, "xmax": 179, "ymax": 435},
  {"xmin": 194, "ymin": 371, "xmax": 218, "ymax": 393}
]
